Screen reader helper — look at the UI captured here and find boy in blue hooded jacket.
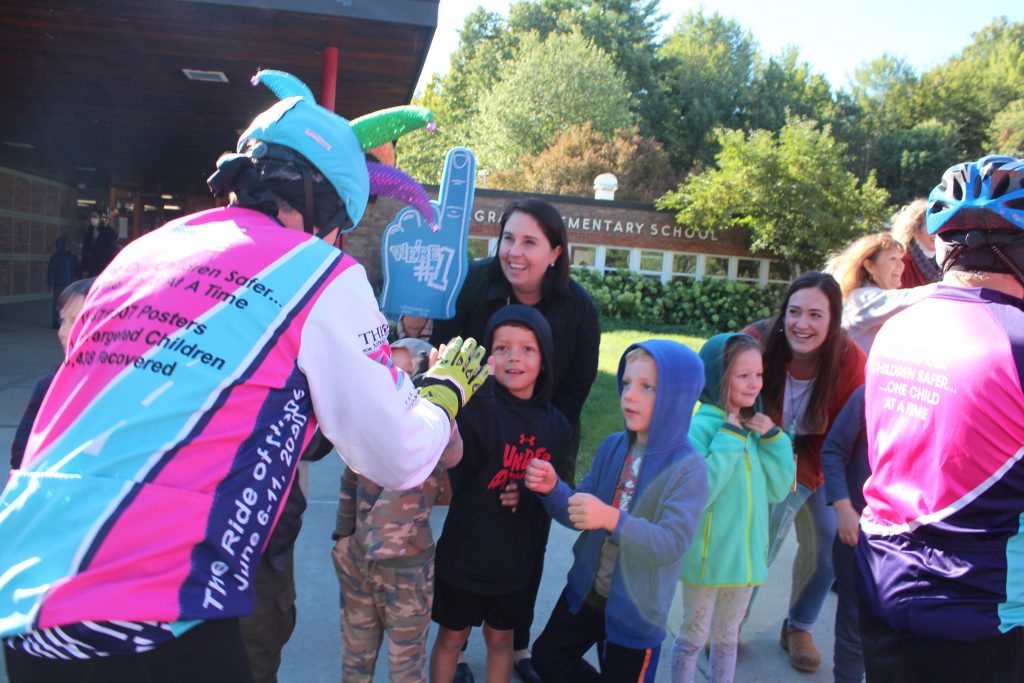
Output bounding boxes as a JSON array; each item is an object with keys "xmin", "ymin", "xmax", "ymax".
[{"xmin": 525, "ymin": 340, "xmax": 709, "ymax": 682}]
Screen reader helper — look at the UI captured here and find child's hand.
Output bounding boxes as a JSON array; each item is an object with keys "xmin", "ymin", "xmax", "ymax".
[
  {"xmin": 524, "ymin": 458, "xmax": 557, "ymax": 495},
  {"xmin": 499, "ymin": 481, "xmax": 520, "ymax": 513},
  {"xmin": 743, "ymin": 413, "xmax": 775, "ymax": 436},
  {"xmin": 567, "ymin": 493, "xmax": 620, "ymax": 532},
  {"xmin": 834, "ymin": 499, "xmax": 860, "ymax": 547}
]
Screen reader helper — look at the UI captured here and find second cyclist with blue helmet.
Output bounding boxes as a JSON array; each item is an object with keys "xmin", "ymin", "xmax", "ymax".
[{"xmin": 856, "ymin": 156, "xmax": 1024, "ymax": 682}]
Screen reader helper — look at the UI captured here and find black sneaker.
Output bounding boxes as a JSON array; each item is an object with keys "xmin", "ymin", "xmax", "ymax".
[
  {"xmin": 454, "ymin": 662, "xmax": 475, "ymax": 683},
  {"xmin": 514, "ymin": 657, "xmax": 543, "ymax": 683}
]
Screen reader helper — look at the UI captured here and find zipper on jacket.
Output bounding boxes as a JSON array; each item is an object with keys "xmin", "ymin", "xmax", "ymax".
[
  {"xmin": 700, "ymin": 511, "xmax": 713, "ymax": 580},
  {"xmin": 745, "ymin": 450, "xmax": 753, "ymax": 585}
]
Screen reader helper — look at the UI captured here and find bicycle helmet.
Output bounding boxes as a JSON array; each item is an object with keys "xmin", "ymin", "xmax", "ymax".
[
  {"xmin": 209, "ymin": 70, "xmax": 369, "ymax": 236},
  {"xmin": 927, "ymin": 155, "xmax": 1024, "ymax": 283},
  {"xmin": 209, "ymin": 70, "xmax": 441, "ymax": 238}
]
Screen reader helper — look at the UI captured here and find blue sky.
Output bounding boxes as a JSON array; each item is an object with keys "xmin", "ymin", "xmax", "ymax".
[{"xmin": 418, "ymin": 0, "xmax": 1023, "ymax": 93}]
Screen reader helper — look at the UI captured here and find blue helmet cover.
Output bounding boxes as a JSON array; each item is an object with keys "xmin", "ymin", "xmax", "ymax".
[
  {"xmin": 238, "ymin": 75, "xmax": 370, "ymax": 228},
  {"xmin": 927, "ymin": 155, "xmax": 1024, "ymax": 236}
]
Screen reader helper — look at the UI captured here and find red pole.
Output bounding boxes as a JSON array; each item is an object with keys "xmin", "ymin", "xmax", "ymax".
[
  {"xmin": 320, "ymin": 46, "xmax": 338, "ymax": 111},
  {"xmin": 321, "ymin": 46, "xmax": 343, "ymax": 247}
]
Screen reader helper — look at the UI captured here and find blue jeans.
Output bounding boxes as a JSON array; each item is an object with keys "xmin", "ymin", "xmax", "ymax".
[
  {"xmin": 763, "ymin": 484, "xmax": 836, "ymax": 631},
  {"xmin": 832, "ymin": 538, "xmax": 864, "ymax": 682}
]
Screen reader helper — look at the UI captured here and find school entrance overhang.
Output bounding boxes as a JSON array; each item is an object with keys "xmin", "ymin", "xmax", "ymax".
[{"xmin": 0, "ymin": 0, "xmax": 438, "ymax": 195}]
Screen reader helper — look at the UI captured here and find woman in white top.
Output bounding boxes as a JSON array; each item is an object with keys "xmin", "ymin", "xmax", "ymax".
[{"xmin": 827, "ymin": 232, "xmax": 935, "ymax": 354}]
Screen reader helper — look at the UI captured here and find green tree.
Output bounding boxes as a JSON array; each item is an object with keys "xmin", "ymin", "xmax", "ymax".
[
  {"xmin": 989, "ymin": 98, "xmax": 1024, "ymax": 156},
  {"xmin": 848, "ymin": 55, "xmax": 919, "ymax": 176},
  {"xmin": 746, "ymin": 47, "xmax": 837, "ymax": 134},
  {"xmin": 471, "ymin": 30, "xmax": 635, "ymax": 170},
  {"xmin": 656, "ymin": 10, "xmax": 758, "ymax": 170},
  {"xmin": 397, "ymin": 9, "xmax": 514, "ymax": 183},
  {"xmin": 657, "ymin": 117, "xmax": 890, "ymax": 271},
  {"xmin": 874, "ymin": 119, "xmax": 961, "ymax": 204},
  {"xmin": 938, "ymin": 18, "xmax": 1024, "ymax": 120},
  {"xmin": 906, "ymin": 18, "xmax": 1024, "ymax": 158},
  {"xmin": 488, "ymin": 122, "xmax": 677, "ymax": 201},
  {"xmin": 507, "ymin": 1, "xmax": 666, "ymax": 135}
]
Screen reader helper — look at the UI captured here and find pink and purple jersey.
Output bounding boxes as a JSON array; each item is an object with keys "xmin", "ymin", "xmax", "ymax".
[
  {"xmin": 857, "ymin": 285, "xmax": 1024, "ymax": 640},
  {"xmin": 0, "ymin": 207, "xmax": 449, "ymax": 646}
]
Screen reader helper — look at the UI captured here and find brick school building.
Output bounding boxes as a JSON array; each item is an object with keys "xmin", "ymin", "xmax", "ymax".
[{"xmin": 351, "ymin": 188, "xmax": 789, "ymax": 289}]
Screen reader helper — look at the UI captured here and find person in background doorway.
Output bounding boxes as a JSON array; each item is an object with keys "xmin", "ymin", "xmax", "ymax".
[
  {"xmin": 46, "ymin": 236, "xmax": 78, "ymax": 329},
  {"xmin": 79, "ymin": 209, "xmax": 118, "ymax": 276}
]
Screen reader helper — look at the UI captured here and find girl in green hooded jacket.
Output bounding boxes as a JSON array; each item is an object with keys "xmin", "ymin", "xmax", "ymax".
[{"xmin": 670, "ymin": 333, "xmax": 795, "ymax": 683}]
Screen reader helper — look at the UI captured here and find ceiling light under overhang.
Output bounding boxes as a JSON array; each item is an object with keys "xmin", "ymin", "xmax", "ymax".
[
  {"xmin": 182, "ymin": 68, "xmax": 229, "ymax": 83},
  {"xmin": 4, "ymin": 141, "xmax": 34, "ymax": 149}
]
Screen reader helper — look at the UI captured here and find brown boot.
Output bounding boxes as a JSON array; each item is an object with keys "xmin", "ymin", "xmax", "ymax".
[{"xmin": 779, "ymin": 619, "xmax": 820, "ymax": 672}]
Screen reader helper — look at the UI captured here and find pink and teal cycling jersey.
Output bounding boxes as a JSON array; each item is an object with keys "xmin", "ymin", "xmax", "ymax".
[
  {"xmin": 857, "ymin": 285, "xmax": 1024, "ymax": 640},
  {"xmin": 0, "ymin": 207, "xmax": 449, "ymax": 653}
]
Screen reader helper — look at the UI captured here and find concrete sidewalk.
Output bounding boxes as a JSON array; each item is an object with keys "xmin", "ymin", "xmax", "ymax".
[{"xmin": 0, "ymin": 300, "xmax": 838, "ymax": 682}]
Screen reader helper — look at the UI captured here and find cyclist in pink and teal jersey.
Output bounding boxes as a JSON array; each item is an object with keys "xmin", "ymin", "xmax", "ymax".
[{"xmin": 0, "ymin": 71, "xmax": 486, "ymax": 682}]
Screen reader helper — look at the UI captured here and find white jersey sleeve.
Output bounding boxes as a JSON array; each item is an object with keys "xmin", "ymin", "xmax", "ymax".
[{"xmin": 298, "ymin": 263, "xmax": 450, "ymax": 489}]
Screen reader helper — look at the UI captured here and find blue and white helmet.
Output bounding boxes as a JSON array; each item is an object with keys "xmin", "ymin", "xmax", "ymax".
[
  {"xmin": 926, "ymin": 155, "xmax": 1024, "ymax": 279},
  {"xmin": 928, "ymin": 155, "xmax": 1024, "ymax": 235}
]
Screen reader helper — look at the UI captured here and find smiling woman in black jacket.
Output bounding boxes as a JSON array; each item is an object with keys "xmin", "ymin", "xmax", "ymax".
[{"xmin": 431, "ymin": 198, "xmax": 600, "ymax": 480}]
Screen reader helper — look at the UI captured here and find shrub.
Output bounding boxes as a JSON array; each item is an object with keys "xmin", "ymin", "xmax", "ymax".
[{"xmin": 572, "ymin": 268, "xmax": 783, "ymax": 334}]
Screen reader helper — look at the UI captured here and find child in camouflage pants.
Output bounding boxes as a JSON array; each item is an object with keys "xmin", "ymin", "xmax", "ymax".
[{"xmin": 332, "ymin": 427, "xmax": 462, "ymax": 683}]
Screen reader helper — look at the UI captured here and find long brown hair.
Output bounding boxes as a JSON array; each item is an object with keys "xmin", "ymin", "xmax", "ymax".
[
  {"xmin": 825, "ymin": 232, "xmax": 904, "ymax": 301},
  {"xmin": 761, "ymin": 271, "xmax": 847, "ymax": 435}
]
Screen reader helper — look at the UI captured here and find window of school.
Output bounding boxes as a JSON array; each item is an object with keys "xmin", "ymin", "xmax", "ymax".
[
  {"xmin": 604, "ymin": 248, "xmax": 630, "ymax": 271},
  {"xmin": 565, "ymin": 246, "xmax": 789, "ymax": 286},
  {"xmin": 638, "ymin": 250, "xmax": 665, "ymax": 280},
  {"xmin": 768, "ymin": 260, "xmax": 792, "ymax": 283},
  {"xmin": 703, "ymin": 256, "xmax": 730, "ymax": 279},
  {"xmin": 468, "ymin": 236, "xmax": 493, "ymax": 260},
  {"xmin": 671, "ymin": 253, "xmax": 698, "ymax": 280},
  {"xmin": 571, "ymin": 245, "xmax": 597, "ymax": 267},
  {"xmin": 736, "ymin": 258, "xmax": 761, "ymax": 282}
]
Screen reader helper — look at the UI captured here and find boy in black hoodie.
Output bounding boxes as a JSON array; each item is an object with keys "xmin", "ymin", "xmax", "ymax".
[{"xmin": 430, "ymin": 305, "xmax": 573, "ymax": 683}]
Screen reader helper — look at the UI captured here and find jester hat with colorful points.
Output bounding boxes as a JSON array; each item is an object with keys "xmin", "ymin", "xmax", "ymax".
[{"xmin": 209, "ymin": 69, "xmax": 436, "ymax": 235}]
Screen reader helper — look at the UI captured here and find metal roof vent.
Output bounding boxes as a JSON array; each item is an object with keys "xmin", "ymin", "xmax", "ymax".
[
  {"xmin": 594, "ymin": 173, "xmax": 618, "ymax": 200},
  {"xmin": 182, "ymin": 69, "xmax": 229, "ymax": 83}
]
